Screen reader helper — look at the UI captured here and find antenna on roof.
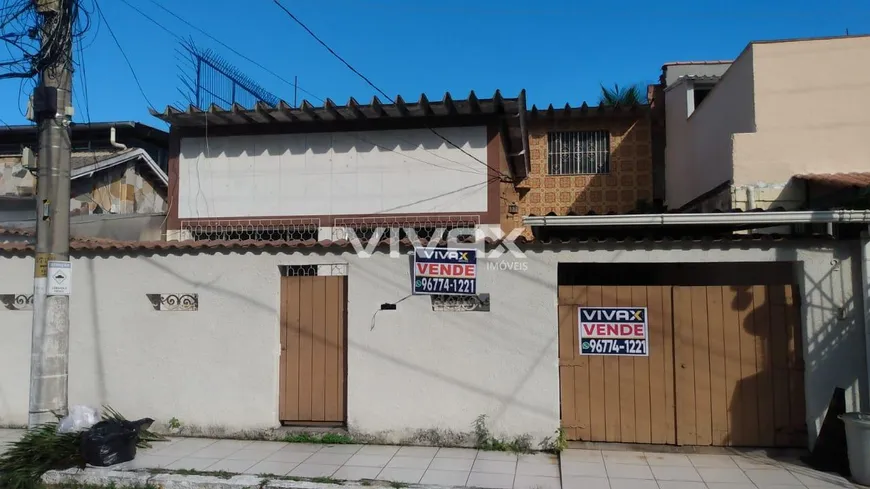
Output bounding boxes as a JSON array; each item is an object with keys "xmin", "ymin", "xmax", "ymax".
[{"xmin": 175, "ymin": 39, "xmax": 281, "ymax": 111}]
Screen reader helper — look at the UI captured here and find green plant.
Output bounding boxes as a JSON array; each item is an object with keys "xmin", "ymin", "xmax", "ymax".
[
  {"xmin": 310, "ymin": 476, "xmax": 342, "ymax": 484},
  {"xmin": 539, "ymin": 428, "xmax": 568, "ymax": 454},
  {"xmin": 0, "ymin": 421, "xmax": 84, "ymax": 489},
  {"xmin": 599, "ymin": 83, "xmax": 646, "ymax": 106},
  {"xmin": 360, "ymin": 480, "xmax": 373, "ymax": 486},
  {"xmin": 389, "ymin": 482, "xmax": 408, "ymax": 489},
  {"xmin": 472, "ymin": 415, "xmax": 534, "ymax": 453},
  {"xmin": 283, "ymin": 432, "xmax": 354, "ymax": 444},
  {"xmin": 165, "ymin": 468, "xmax": 234, "ymax": 479},
  {"xmin": 167, "ymin": 417, "xmax": 183, "ymax": 430}
]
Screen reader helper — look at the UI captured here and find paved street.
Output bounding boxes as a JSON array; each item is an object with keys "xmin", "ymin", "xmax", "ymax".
[{"xmin": 0, "ymin": 429, "xmax": 860, "ymax": 488}]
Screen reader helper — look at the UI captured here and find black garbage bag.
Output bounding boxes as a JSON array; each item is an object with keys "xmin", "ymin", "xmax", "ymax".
[{"xmin": 79, "ymin": 417, "xmax": 155, "ymax": 467}]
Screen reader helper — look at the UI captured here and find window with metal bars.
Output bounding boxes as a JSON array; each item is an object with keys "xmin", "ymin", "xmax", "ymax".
[{"xmin": 547, "ymin": 130, "xmax": 611, "ymax": 175}]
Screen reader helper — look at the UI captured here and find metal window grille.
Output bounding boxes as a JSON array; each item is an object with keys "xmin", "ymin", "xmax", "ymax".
[{"xmin": 547, "ymin": 131, "xmax": 610, "ymax": 175}]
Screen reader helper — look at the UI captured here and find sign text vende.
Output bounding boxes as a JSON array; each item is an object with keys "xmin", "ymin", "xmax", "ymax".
[{"xmin": 581, "ymin": 323, "xmax": 645, "ymax": 338}]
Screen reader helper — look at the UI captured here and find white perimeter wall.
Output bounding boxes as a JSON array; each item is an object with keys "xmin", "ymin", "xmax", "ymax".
[
  {"xmin": 0, "ymin": 242, "xmax": 865, "ymax": 448},
  {"xmin": 178, "ymin": 127, "xmax": 489, "ymax": 219}
]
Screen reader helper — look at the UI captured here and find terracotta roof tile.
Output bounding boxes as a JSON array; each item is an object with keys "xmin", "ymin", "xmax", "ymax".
[
  {"xmin": 0, "ymin": 234, "xmax": 827, "ymax": 256},
  {"xmin": 795, "ymin": 172, "xmax": 870, "ymax": 188},
  {"xmin": 0, "ymin": 226, "xmax": 34, "ymax": 237}
]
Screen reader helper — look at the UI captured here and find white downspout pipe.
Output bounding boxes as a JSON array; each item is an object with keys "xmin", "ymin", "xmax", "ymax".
[{"xmin": 109, "ymin": 126, "xmax": 127, "ymax": 150}]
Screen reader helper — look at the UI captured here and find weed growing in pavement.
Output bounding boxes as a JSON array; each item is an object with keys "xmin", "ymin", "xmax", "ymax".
[
  {"xmin": 388, "ymin": 482, "xmax": 408, "ymax": 489},
  {"xmin": 147, "ymin": 468, "xmax": 234, "ymax": 479},
  {"xmin": 283, "ymin": 432, "xmax": 355, "ymax": 444},
  {"xmin": 539, "ymin": 428, "xmax": 568, "ymax": 454},
  {"xmin": 39, "ymin": 484, "xmax": 157, "ymax": 489},
  {"xmin": 310, "ymin": 476, "xmax": 343, "ymax": 484},
  {"xmin": 473, "ymin": 415, "xmax": 534, "ymax": 453},
  {"xmin": 167, "ymin": 417, "xmax": 183, "ymax": 430}
]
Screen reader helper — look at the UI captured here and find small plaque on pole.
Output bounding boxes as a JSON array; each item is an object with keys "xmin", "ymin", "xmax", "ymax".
[{"xmin": 47, "ymin": 261, "xmax": 71, "ymax": 296}]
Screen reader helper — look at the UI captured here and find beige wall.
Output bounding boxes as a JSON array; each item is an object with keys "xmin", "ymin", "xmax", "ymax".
[
  {"xmin": 667, "ymin": 35, "xmax": 870, "ymax": 210},
  {"xmin": 664, "ymin": 48, "xmax": 755, "ymax": 209},
  {"xmin": 733, "ymin": 37, "xmax": 870, "ymax": 188}
]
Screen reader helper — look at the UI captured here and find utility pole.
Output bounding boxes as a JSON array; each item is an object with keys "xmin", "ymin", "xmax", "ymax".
[{"xmin": 28, "ymin": 0, "xmax": 74, "ymax": 428}]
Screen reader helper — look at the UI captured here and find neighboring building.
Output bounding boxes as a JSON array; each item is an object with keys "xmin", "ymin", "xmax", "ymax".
[
  {"xmin": 501, "ymin": 104, "xmax": 654, "ymax": 235},
  {"xmin": 661, "ymin": 35, "xmax": 870, "ymax": 211},
  {"xmin": 0, "ymin": 121, "xmax": 170, "ymax": 240},
  {"xmin": 152, "ymin": 91, "xmax": 653, "ymax": 242}
]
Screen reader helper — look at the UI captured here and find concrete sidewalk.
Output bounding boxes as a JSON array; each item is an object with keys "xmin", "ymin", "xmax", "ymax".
[
  {"xmin": 129, "ymin": 436, "xmax": 560, "ymax": 489},
  {"xmin": 1, "ymin": 429, "xmax": 861, "ymax": 488},
  {"xmin": 559, "ymin": 448, "xmax": 858, "ymax": 489}
]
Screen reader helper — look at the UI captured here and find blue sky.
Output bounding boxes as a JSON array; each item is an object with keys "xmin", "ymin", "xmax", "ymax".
[{"xmin": 1, "ymin": 0, "xmax": 868, "ymax": 129}]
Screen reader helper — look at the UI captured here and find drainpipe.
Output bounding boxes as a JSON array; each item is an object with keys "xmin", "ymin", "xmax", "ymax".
[
  {"xmin": 862, "ymin": 226, "xmax": 870, "ymax": 409},
  {"xmin": 746, "ymin": 187, "xmax": 756, "ymax": 233},
  {"xmin": 109, "ymin": 126, "xmax": 127, "ymax": 150}
]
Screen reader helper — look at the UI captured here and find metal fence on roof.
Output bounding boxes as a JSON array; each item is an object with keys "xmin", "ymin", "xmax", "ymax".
[{"xmin": 176, "ymin": 40, "xmax": 279, "ymax": 111}]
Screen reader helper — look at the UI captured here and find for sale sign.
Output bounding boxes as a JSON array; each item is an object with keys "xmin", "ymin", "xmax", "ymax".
[
  {"xmin": 413, "ymin": 247, "xmax": 477, "ymax": 296},
  {"xmin": 578, "ymin": 307, "xmax": 649, "ymax": 356}
]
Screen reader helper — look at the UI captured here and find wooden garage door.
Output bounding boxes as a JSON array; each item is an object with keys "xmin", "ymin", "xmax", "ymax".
[
  {"xmin": 279, "ymin": 275, "xmax": 346, "ymax": 425},
  {"xmin": 674, "ymin": 285, "xmax": 806, "ymax": 447},
  {"xmin": 558, "ymin": 284, "xmax": 805, "ymax": 447},
  {"xmin": 558, "ymin": 285, "xmax": 676, "ymax": 444}
]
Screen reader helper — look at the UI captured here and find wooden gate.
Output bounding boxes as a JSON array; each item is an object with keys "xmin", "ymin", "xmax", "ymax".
[
  {"xmin": 559, "ymin": 285, "xmax": 676, "ymax": 444},
  {"xmin": 558, "ymin": 284, "xmax": 805, "ymax": 447},
  {"xmin": 673, "ymin": 285, "xmax": 806, "ymax": 447},
  {"xmin": 279, "ymin": 275, "xmax": 346, "ymax": 425}
]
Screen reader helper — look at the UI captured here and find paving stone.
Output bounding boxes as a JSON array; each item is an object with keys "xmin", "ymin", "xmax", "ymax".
[
  {"xmin": 420, "ymin": 469, "xmax": 471, "ymax": 486},
  {"xmin": 466, "ymin": 471, "xmax": 515, "ymax": 489},
  {"xmin": 376, "ymin": 468, "xmax": 425, "ymax": 484}
]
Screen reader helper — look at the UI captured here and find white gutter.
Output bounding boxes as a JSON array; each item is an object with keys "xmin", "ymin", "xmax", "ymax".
[{"xmin": 523, "ymin": 210, "xmax": 870, "ymax": 227}]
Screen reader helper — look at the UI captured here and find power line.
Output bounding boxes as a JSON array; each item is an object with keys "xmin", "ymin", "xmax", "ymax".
[
  {"xmin": 130, "ymin": 0, "xmax": 323, "ymax": 103},
  {"xmin": 74, "ymin": 23, "xmax": 111, "ymax": 214},
  {"xmin": 92, "ymin": 0, "xmax": 155, "ymax": 110},
  {"xmin": 116, "ymin": 0, "xmax": 181, "ymax": 42},
  {"xmin": 271, "ymin": 0, "xmax": 507, "ymax": 180},
  {"xmin": 112, "ymin": 0, "xmax": 484, "ymax": 176}
]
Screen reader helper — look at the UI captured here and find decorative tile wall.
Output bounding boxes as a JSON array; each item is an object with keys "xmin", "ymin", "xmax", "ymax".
[{"xmin": 501, "ymin": 116, "xmax": 653, "ymax": 236}]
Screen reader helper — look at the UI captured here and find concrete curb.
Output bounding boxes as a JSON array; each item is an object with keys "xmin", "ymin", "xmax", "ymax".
[{"xmin": 43, "ymin": 467, "xmax": 460, "ymax": 489}]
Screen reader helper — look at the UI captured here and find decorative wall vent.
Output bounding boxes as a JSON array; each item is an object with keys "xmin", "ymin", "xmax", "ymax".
[
  {"xmin": 147, "ymin": 294, "xmax": 198, "ymax": 311},
  {"xmin": 1, "ymin": 294, "xmax": 33, "ymax": 311},
  {"xmin": 280, "ymin": 264, "xmax": 348, "ymax": 277},
  {"xmin": 431, "ymin": 294, "xmax": 490, "ymax": 312}
]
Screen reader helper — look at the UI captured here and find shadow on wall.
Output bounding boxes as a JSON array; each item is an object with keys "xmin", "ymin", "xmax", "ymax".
[
  {"xmin": 775, "ymin": 246, "xmax": 867, "ymax": 449},
  {"xmin": 179, "ymin": 129, "xmax": 484, "ymax": 159},
  {"xmin": 136, "ymin": 253, "xmax": 560, "ymax": 425},
  {"xmin": 726, "ymin": 283, "xmax": 807, "ymax": 448}
]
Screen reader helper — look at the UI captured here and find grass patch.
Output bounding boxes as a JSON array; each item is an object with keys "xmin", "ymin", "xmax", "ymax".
[
  {"xmin": 40, "ymin": 484, "xmax": 158, "ymax": 489},
  {"xmin": 473, "ymin": 415, "xmax": 534, "ymax": 454},
  {"xmin": 388, "ymin": 482, "xmax": 408, "ymax": 488},
  {"xmin": 282, "ymin": 432, "xmax": 354, "ymax": 444},
  {"xmin": 310, "ymin": 476, "xmax": 342, "ymax": 484},
  {"xmin": 147, "ymin": 467, "xmax": 234, "ymax": 479}
]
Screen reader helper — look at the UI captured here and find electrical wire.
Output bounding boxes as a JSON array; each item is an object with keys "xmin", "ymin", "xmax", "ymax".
[
  {"xmin": 114, "ymin": 0, "xmax": 485, "ymax": 176},
  {"xmin": 271, "ymin": 0, "xmax": 508, "ymax": 180},
  {"xmin": 129, "ymin": 0, "xmax": 322, "ymax": 102},
  {"xmin": 92, "ymin": 0, "xmax": 155, "ymax": 110},
  {"xmin": 74, "ymin": 23, "xmax": 111, "ymax": 214}
]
